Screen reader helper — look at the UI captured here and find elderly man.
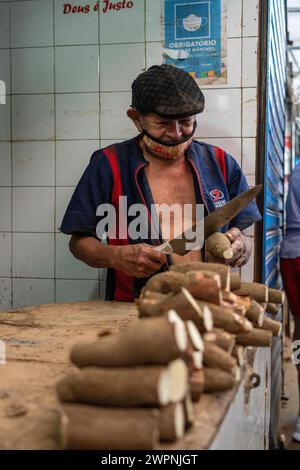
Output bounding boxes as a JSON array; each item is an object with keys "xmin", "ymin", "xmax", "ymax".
[{"xmin": 60, "ymin": 64, "xmax": 261, "ymax": 301}]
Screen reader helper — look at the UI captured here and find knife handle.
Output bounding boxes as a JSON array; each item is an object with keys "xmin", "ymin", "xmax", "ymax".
[{"xmin": 154, "ymin": 241, "xmax": 174, "ymax": 255}]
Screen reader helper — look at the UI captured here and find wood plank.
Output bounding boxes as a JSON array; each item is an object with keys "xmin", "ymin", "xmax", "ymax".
[{"xmin": 0, "ymin": 300, "xmax": 237, "ymax": 450}]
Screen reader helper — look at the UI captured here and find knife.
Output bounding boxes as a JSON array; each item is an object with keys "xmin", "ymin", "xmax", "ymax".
[{"xmin": 155, "ymin": 184, "xmax": 262, "ymax": 256}]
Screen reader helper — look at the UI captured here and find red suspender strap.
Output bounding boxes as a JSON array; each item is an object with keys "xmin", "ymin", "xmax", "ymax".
[
  {"xmin": 213, "ymin": 146, "xmax": 227, "ymax": 184},
  {"xmin": 102, "ymin": 147, "xmax": 134, "ymax": 302}
]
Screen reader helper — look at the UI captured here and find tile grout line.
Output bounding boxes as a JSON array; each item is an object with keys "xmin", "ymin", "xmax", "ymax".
[
  {"xmin": 240, "ymin": 0, "xmax": 244, "ymax": 280},
  {"xmin": 53, "ymin": 0, "xmax": 56, "ymax": 304},
  {"xmin": 0, "ymin": 35, "xmax": 260, "ymax": 51},
  {"xmin": 9, "ymin": 1, "xmax": 13, "ymax": 310},
  {"xmin": 144, "ymin": 0, "xmax": 147, "ymax": 69},
  {"xmin": 241, "ymin": 0, "xmax": 244, "ymax": 171},
  {"xmin": 98, "ymin": 1, "xmax": 101, "ymax": 299}
]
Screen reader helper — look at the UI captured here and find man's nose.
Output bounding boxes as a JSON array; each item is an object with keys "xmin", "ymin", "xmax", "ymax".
[{"xmin": 166, "ymin": 121, "xmax": 182, "ymax": 140}]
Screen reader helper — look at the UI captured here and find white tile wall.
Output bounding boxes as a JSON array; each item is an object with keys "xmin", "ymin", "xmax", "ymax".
[
  {"xmin": 243, "ymin": 0, "xmax": 259, "ymax": 37},
  {"xmin": 0, "ymin": 3, "xmax": 9, "ymax": 49},
  {"xmin": 12, "ymin": 95, "xmax": 55, "ymax": 141},
  {"xmin": 0, "ymin": 278, "xmax": 11, "ymax": 312},
  {"xmin": 195, "ymin": 89, "xmax": 242, "ymax": 138},
  {"xmin": 55, "ymin": 279, "xmax": 99, "ymax": 303},
  {"xmin": 0, "ymin": 49, "xmax": 10, "ymax": 95},
  {"xmin": 12, "ymin": 278, "xmax": 55, "ymax": 309},
  {"xmin": 11, "ymin": 0, "xmax": 54, "ymax": 48},
  {"xmin": 12, "ymin": 48, "xmax": 54, "ymax": 94},
  {"xmin": 12, "ymin": 233, "xmax": 54, "ymax": 278},
  {"xmin": 145, "ymin": 0, "xmax": 162, "ymax": 42},
  {"xmin": 145, "ymin": 42, "xmax": 163, "ymax": 69},
  {"xmin": 55, "ymin": 93, "xmax": 99, "ymax": 139},
  {"xmin": 100, "ymin": 43, "xmax": 145, "ymax": 92},
  {"xmin": 55, "ymin": 45, "xmax": 99, "ymax": 93},
  {"xmin": 0, "ymin": 233, "xmax": 11, "ymax": 277},
  {"xmin": 240, "ymin": 248, "xmax": 255, "ymax": 282},
  {"xmin": 56, "ymin": 187, "xmax": 75, "ymax": 232},
  {"xmin": 225, "ymin": 0, "xmax": 243, "ymax": 38},
  {"xmin": 0, "ymin": 96, "xmax": 11, "ymax": 140},
  {"xmin": 12, "ymin": 142, "xmax": 55, "ymax": 186},
  {"xmin": 0, "ymin": 188, "xmax": 11, "ymax": 231},
  {"xmin": 100, "ymin": 92, "xmax": 136, "ymax": 140},
  {"xmin": 1, "ymin": 0, "xmax": 260, "ymax": 309},
  {"xmin": 12, "ymin": 187, "xmax": 55, "ymax": 232},
  {"xmin": 0, "ymin": 142, "xmax": 12, "ymax": 186},
  {"xmin": 242, "ymin": 88, "xmax": 257, "ymax": 137},
  {"xmin": 54, "ymin": 0, "xmax": 98, "ymax": 46},
  {"xmin": 56, "ymin": 140, "xmax": 98, "ymax": 186},
  {"xmin": 242, "ymin": 37, "xmax": 258, "ymax": 88},
  {"xmin": 242, "ymin": 137, "xmax": 256, "ymax": 186},
  {"xmin": 55, "ymin": 233, "xmax": 98, "ymax": 279},
  {"xmin": 199, "ymin": 138, "xmax": 242, "ymax": 166},
  {"xmin": 99, "ymin": 0, "xmax": 145, "ymax": 44}
]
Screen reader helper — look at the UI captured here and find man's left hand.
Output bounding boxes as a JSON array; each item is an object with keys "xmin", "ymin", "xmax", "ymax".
[
  {"xmin": 224, "ymin": 227, "xmax": 251, "ymax": 267},
  {"xmin": 206, "ymin": 227, "xmax": 252, "ymax": 267}
]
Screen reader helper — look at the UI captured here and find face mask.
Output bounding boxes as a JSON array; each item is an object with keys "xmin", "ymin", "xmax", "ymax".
[{"xmin": 141, "ymin": 121, "xmax": 197, "ymax": 160}]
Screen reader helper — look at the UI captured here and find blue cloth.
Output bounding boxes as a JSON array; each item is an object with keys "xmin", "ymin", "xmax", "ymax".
[
  {"xmin": 60, "ymin": 137, "xmax": 262, "ymax": 299},
  {"xmin": 281, "ymin": 164, "xmax": 300, "ymax": 259}
]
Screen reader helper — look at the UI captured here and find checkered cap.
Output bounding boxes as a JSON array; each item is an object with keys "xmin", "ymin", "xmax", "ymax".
[{"xmin": 131, "ymin": 64, "xmax": 205, "ymax": 118}]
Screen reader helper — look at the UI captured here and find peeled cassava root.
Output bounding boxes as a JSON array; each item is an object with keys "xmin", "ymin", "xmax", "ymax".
[
  {"xmin": 62, "ymin": 404, "xmax": 160, "ymax": 450},
  {"xmin": 206, "ymin": 232, "xmax": 234, "ymax": 260},
  {"xmin": 204, "ymin": 328, "xmax": 235, "ymax": 354},
  {"xmin": 245, "ymin": 300, "xmax": 265, "ymax": 327},
  {"xmin": 141, "ymin": 270, "xmax": 222, "ymax": 305},
  {"xmin": 232, "ymin": 346, "xmax": 245, "ymax": 367},
  {"xmin": 261, "ymin": 317, "xmax": 282, "ymax": 337},
  {"xmin": 138, "ymin": 288, "xmax": 213, "ymax": 333},
  {"xmin": 236, "ymin": 328, "xmax": 272, "ymax": 347},
  {"xmin": 197, "ymin": 301, "xmax": 253, "ymax": 334},
  {"xmin": 171, "ymin": 262, "xmax": 230, "ymax": 291},
  {"xmin": 230, "ymin": 272, "xmax": 241, "ymax": 291},
  {"xmin": 190, "ymin": 368, "xmax": 236, "ymax": 398},
  {"xmin": 159, "ymin": 403, "xmax": 185, "ymax": 442},
  {"xmin": 183, "ymin": 393, "xmax": 194, "ymax": 429},
  {"xmin": 268, "ymin": 288, "xmax": 285, "ymax": 304},
  {"xmin": 266, "ymin": 303, "xmax": 280, "ymax": 316},
  {"xmin": 71, "ymin": 317, "xmax": 187, "ymax": 367},
  {"xmin": 57, "ymin": 361, "xmax": 188, "ymax": 407},
  {"xmin": 142, "ymin": 271, "xmax": 188, "ymax": 295},
  {"xmin": 234, "ymin": 282, "xmax": 269, "ymax": 303},
  {"xmin": 203, "ymin": 340, "xmax": 238, "ymax": 375}
]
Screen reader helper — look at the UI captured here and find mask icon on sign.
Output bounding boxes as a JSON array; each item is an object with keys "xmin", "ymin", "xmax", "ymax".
[{"xmin": 181, "ymin": 14, "xmax": 208, "ymax": 32}]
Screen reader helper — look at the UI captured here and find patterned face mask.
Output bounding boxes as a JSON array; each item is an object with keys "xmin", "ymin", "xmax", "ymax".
[{"xmin": 141, "ymin": 121, "xmax": 197, "ymax": 160}]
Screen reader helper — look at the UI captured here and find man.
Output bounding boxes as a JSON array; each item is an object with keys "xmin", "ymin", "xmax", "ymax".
[
  {"xmin": 60, "ymin": 64, "xmax": 261, "ymax": 301},
  {"xmin": 280, "ymin": 164, "xmax": 300, "ymax": 443}
]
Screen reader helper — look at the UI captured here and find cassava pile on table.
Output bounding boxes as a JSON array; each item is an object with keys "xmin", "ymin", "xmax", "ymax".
[
  {"xmin": 136, "ymin": 262, "xmax": 285, "ymax": 400},
  {"xmin": 56, "ymin": 261, "xmax": 284, "ymax": 450},
  {"xmin": 57, "ymin": 314, "xmax": 196, "ymax": 450}
]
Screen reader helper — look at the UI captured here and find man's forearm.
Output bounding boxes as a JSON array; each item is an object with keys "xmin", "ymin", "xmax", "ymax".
[{"xmin": 69, "ymin": 235, "xmax": 118, "ymax": 269}]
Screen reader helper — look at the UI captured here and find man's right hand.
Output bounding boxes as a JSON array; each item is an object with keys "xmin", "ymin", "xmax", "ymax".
[{"xmin": 113, "ymin": 244, "xmax": 167, "ymax": 278}]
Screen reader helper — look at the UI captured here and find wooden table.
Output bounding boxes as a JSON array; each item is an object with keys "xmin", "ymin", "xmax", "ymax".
[{"xmin": 0, "ymin": 300, "xmax": 239, "ymax": 450}]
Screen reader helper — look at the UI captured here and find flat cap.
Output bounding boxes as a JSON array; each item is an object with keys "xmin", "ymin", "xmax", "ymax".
[{"xmin": 131, "ymin": 64, "xmax": 205, "ymax": 118}]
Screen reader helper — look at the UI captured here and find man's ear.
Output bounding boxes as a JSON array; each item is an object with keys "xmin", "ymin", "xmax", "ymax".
[{"xmin": 127, "ymin": 108, "xmax": 142, "ymax": 132}]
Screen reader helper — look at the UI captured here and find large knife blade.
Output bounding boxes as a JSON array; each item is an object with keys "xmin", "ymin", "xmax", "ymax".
[{"xmin": 157, "ymin": 184, "xmax": 262, "ymax": 256}]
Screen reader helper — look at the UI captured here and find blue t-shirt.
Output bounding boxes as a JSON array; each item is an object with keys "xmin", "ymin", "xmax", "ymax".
[{"xmin": 60, "ymin": 137, "xmax": 261, "ymax": 300}]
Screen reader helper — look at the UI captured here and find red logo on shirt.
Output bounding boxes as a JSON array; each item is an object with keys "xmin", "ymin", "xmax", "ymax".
[{"xmin": 210, "ymin": 189, "xmax": 224, "ymax": 202}]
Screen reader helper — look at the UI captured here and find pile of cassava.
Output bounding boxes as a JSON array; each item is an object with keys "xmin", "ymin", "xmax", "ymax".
[{"xmin": 56, "ymin": 261, "xmax": 284, "ymax": 450}]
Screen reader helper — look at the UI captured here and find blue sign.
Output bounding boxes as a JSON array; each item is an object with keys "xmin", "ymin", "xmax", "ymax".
[{"xmin": 164, "ymin": 0, "xmax": 224, "ymax": 82}]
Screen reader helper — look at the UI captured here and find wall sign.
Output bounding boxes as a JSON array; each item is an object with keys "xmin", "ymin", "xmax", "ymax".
[{"xmin": 163, "ymin": 0, "xmax": 227, "ymax": 85}]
